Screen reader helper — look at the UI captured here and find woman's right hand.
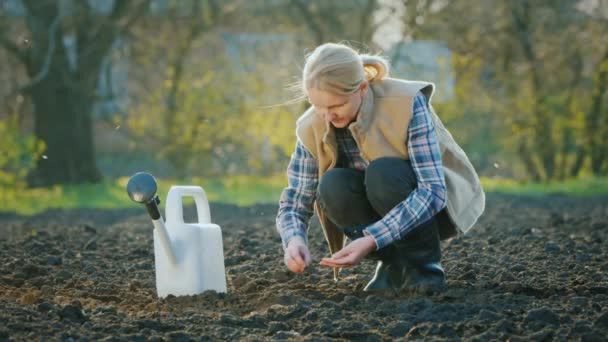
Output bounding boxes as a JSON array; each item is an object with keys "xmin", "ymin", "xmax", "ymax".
[{"xmin": 284, "ymin": 236, "xmax": 312, "ymax": 274}]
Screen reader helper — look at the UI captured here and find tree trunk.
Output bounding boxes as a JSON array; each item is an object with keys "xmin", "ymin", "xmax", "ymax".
[
  {"xmin": 518, "ymin": 142, "xmax": 542, "ymax": 182},
  {"xmin": 27, "ymin": 71, "xmax": 101, "ymax": 186},
  {"xmin": 569, "ymin": 151, "xmax": 585, "ymax": 178},
  {"xmin": 510, "ymin": 0, "xmax": 556, "ymax": 181},
  {"xmin": 21, "ymin": 1, "xmax": 105, "ymax": 186},
  {"xmin": 562, "ymin": 50, "xmax": 584, "ymax": 179},
  {"xmin": 589, "ymin": 49, "xmax": 608, "ymax": 175},
  {"xmin": 536, "ymin": 108, "xmax": 555, "ymax": 180},
  {"xmin": 0, "ymin": 0, "xmax": 149, "ymax": 186}
]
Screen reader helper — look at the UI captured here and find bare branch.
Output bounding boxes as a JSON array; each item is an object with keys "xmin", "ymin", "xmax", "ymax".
[
  {"xmin": 370, "ymin": 10, "xmax": 397, "ymax": 34},
  {"xmin": 19, "ymin": 12, "xmax": 63, "ymax": 92},
  {"xmin": 290, "ymin": 0, "xmax": 325, "ymax": 44},
  {"xmin": 0, "ymin": 31, "xmax": 25, "ymax": 60},
  {"xmin": 0, "ymin": 5, "xmax": 26, "ymax": 60},
  {"xmin": 83, "ymin": 0, "xmax": 150, "ymax": 54},
  {"xmin": 359, "ymin": 0, "xmax": 376, "ymax": 41},
  {"xmin": 77, "ymin": 0, "xmax": 150, "ymax": 82},
  {"xmin": 119, "ymin": 0, "xmax": 152, "ymax": 33}
]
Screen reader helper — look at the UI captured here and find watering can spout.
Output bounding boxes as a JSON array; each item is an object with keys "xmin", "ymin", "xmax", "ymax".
[{"xmin": 126, "ymin": 172, "xmax": 176, "ymax": 264}]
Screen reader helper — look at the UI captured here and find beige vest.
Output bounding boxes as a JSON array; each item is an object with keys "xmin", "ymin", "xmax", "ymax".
[{"xmin": 296, "ymin": 78, "xmax": 485, "ymax": 276}]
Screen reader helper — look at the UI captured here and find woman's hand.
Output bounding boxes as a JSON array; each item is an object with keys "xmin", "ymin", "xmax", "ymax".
[
  {"xmin": 319, "ymin": 236, "xmax": 377, "ymax": 268},
  {"xmin": 284, "ymin": 236, "xmax": 312, "ymax": 274}
]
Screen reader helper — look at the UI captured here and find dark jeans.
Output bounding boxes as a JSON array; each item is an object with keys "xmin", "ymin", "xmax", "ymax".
[{"xmin": 316, "ymin": 157, "xmax": 443, "ymax": 265}]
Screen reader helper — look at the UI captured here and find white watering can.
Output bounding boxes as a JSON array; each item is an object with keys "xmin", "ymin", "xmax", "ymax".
[{"xmin": 127, "ymin": 172, "xmax": 227, "ymax": 298}]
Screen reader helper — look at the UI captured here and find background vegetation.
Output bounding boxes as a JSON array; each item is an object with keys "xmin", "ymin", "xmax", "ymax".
[{"xmin": 1, "ymin": 0, "xmax": 607, "ymax": 213}]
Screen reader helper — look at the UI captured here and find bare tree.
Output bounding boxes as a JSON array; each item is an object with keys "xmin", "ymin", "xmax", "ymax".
[
  {"xmin": 288, "ymin": 0, "xmax": 381, "ymax": 45},
  {"xmin": 584, "ymin": 0, "xmax": 608, "ymax": 175},
  {"xmin": 0, "ymin": 0, "xmax": 150, "ymax": 186}
]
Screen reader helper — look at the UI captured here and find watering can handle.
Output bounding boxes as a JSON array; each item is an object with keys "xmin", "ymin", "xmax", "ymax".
[{"xmin": 165, "ymin": 186, "xmax": 212, "ymax": 224}]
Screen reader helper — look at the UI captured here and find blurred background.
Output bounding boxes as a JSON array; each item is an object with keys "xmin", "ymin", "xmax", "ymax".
[{"xmin": 0, "ymin": 0, "xmax": 607, "ymax": 213}]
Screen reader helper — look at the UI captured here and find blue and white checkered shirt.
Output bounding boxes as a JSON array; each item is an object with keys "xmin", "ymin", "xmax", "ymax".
[{"xmin": 276, "ymin": 92, "xmax": 447, "ymax": 250}]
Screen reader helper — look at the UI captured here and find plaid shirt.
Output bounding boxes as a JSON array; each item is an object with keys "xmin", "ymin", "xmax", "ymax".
[{"xmin": 276, "ymin": 92, "xmax": 447, "ymax": 250}]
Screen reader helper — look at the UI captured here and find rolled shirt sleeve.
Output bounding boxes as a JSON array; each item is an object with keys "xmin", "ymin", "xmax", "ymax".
[{"xmin": 276, "ymin": 139, "xmax": 319, "ymax": 249}]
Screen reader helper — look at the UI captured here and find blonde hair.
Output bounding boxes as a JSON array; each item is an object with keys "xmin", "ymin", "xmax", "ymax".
[{"xmin": 302, "ymin": 42, "xmax": 389, "ymax": 96}]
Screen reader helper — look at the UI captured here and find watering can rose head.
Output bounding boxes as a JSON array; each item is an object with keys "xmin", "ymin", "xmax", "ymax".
[{"xmin": 127, "ymin": 172, "xmax": 158, "ymax": 203}]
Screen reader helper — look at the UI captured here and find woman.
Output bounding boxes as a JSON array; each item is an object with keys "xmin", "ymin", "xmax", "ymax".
[{"xmin": 276, "ymin": 42, "xmax": 485, "ymax": 292}]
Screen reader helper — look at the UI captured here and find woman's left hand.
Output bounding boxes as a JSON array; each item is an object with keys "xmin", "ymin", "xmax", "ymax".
[{"xmin": 319, "ymin": 236, "xmax": 377, "ymax": 268}]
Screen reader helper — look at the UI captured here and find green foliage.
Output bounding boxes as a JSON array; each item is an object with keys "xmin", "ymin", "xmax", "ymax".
[
  {"xmin": 3, "ymin": 0, "xmax": 607, "ymax": 187},
  {"xmin": 127, "ymin": 28, "xmax": 300, "ymax": 177},
  {"xmin": 3, "ymin": 175, "xmax": 287, "ymax": 215},
  {"xmin": 3, "ymin": 175, "xmax": 607, "ymax": 216},
  {"xmin": 428, "ymin": 0, "xmax": 608, "ymax": 180},
  {"xmin": 0, "ymin": 117, "xmax": 44, "ymax": 190}
]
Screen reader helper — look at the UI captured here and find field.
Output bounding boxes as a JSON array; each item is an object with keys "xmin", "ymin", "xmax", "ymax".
[{"xmin": 1, "ymin": 192, "xmax": 607, "ymax": 340}]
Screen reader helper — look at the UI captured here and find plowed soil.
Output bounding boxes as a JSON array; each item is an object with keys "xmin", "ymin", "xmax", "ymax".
[{"xmin": 1, "ymin": 193, "xmax": 607, "ymax": 341}]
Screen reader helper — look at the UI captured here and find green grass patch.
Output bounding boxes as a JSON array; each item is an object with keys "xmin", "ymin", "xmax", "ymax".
[
  {"xmin": 1, "ymin": 175, "xmax": 606, "ymax": 216},
  {"xmin": 1, "ymin": 174, "xmax": 288, "ymax": 215},
  {"xmin": 480, "ymin": 176, "xmax": 608, "ymax": 196}
]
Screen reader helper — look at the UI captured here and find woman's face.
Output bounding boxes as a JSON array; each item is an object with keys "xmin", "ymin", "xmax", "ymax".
[{"xmin": 307, "ymin": 83, "xmax": 368, "ymax": 128}]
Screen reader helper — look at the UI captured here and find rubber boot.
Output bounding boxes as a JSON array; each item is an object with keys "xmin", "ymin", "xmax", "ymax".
[
  {"xmin": 394, "ymin": 220, "xmax": 445, "ymax": 293},
  {"xmin": 338, "ymin": 225, "xmax": 404, "ymax": 292},
  {"xmin": 363, "ymin": 260, "xmax": 403, "ymax": 291}
]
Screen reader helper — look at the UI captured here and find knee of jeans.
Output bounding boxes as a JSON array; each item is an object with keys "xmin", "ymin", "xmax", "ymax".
[
  {"xmin": 317, "ymin": 169, "xmax": 352, "ymax": 213},
  {"xmin": 365, "ymin": 157, "xmax": 415, "ymax": 209},
  {"xmin": 365, "ymin": 157, "xmax": 416, "ymax": 194}
]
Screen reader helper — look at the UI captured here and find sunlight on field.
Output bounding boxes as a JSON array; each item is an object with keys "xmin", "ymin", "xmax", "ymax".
[
  {"xmin": 1, "ymin": 175, "xmax": 288, "ymax": 215},
  {"xmin": 480, "ymin": 177, "xmax": 608, "ymax": 196},
  {"xmin": 1, "ymin": 176, "xmax": 606, "ymax": 215}
]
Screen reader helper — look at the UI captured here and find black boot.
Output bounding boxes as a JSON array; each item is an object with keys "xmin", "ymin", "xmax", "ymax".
[
  {"xmin": 363, "ymin": 259, "xmax": 403, "ymax": 291},
  {"xmin": 362, "ymin": 240, "xmax": 409, "ymax": 292},
  {"xmin": 401, "ymin": 262, "xmax": 445, "ymax": 293},
  {"xmin": 394, "ymin": 219, "xmax": 445, "ymax": 293},
  {"xmin": 339, "ymin": 225, "xmax": 403, "ymax": 292}
]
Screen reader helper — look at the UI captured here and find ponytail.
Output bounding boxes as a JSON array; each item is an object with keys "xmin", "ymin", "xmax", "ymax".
[{"xmin": 360, "ymin": 54, "xmax": 390, "ymax": 82}]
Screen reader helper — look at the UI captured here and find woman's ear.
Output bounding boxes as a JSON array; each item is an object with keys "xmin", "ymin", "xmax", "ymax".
[
  {"xmin": 360, "ymin": 82, "xmax": 368, "ymax": 97},
  {"xmin": 359, "ymin": 81, "xmax": 369, "ymax": 95}
]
